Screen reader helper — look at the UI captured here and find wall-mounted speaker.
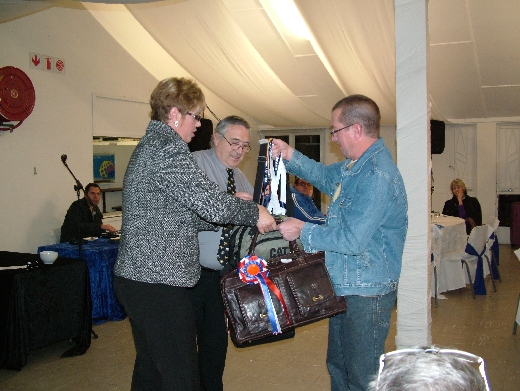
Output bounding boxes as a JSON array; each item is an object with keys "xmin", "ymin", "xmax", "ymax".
[
  {"xmin": 431, "ymin": 119, "xmax": 445, "ymax": 155},
  {"xmin": 188, "ymin": 118, "xmax": 213, "ymax": 152}
]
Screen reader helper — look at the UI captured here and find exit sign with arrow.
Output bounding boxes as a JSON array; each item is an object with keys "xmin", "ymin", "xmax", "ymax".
[{"xmin": 29, "ymin": 53, "xmax": 65, "ymax": 74}]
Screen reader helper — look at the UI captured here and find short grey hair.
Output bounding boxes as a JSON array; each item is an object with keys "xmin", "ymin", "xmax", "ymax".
[
  {"xmin": 368, "ymin": 350, "xmax": 487, "ymax": 391},
  {"xmin": 211, "ymin": 115, "xmax": 251, "ymax": 147},
  {"xmin": 332, "ymin": 94, "xmax": 380, "ymax": 138}
]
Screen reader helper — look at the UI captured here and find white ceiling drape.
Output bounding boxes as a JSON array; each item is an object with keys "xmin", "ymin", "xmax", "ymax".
[{"xmin": 3, "ymin": 0, "xmax": 520, "ymax": 126}]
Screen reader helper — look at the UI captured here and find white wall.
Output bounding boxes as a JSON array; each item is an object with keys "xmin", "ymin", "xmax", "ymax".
[
  {"xmin": 0, "ymin": 8, "xmax": 155, "ymax": 252},
  {"xmin": 2, "ymin": 7, "xmax": 517, "ymax": 253},
  {"xmin": 0, "ymin": 7, "xmax": 243, "ymax": 253},
  {"xmin": 475, "ymin": 123, "xmax": 497, "ymax": 225},
  {"xmin": 417, "ymin": 122, "xmax": 511, "ymax": 243}
]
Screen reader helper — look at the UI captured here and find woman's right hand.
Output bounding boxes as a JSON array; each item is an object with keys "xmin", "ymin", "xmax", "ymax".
[
  {"xmin": 256, "ymin": 205, "xmax": 277, "ymax": 234},
  {"xmin": 453, "ymin": 187, "xmax": 464, "ymax": 204},
  {"xmin": 235, "ymin": 192, "xmax": 253, "ymax": 201},
  {"xmin": 101, "ymin": 223, "xmax": 118, "ymax": 233}
]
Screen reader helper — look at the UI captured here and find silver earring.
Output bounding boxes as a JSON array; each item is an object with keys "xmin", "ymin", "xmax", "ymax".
[{"xmin": 174, "ymin": 120, "xmax": 179, "ymax": 127}]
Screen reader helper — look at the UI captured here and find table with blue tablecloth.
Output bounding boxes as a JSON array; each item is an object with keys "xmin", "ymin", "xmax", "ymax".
[{"xmin": 38, "ymin": 238, "xmax": 126, "ymax": 324}]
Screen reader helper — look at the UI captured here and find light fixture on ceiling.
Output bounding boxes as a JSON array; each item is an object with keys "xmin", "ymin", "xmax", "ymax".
[{"xmin": 261, "ymin": 0, "xmax": 311, "ymax": 40}]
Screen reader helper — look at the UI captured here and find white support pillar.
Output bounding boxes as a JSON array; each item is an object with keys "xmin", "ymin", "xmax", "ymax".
[{"xmin": 395, "ymin": 0, "xmax": 432, "ymax": 347}]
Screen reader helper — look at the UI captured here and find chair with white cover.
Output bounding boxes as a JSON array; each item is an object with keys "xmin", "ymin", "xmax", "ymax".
[
  {"xmin": 484, "ymin": 218, "xmax": 501, "ymax": 282},
  {"xmin": 430, "ymin": 220, "xmax": 468, "ymax": 305},
  {"xmin": 463, "ymin": 225, "xmax": 497, "ymax": 296},
  {"xmin": 431, "ymin": 253, "xmax": 439, "ymax": 308},
  {"xmin": 513, "ymin": 250, "xmax": 520, "ymax": 334},
  {"xmin": 514, "ymin": 293, "xmax": 520, "ymax": 335},
  {"xmin": 440, "ymin": 225, "xmax": 495, "ymax": 298}
]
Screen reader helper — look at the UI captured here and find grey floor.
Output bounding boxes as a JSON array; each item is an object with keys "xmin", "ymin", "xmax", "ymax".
[{"xmin": 1, "ymin": 244, "xmax": 520, "ymax": 390}]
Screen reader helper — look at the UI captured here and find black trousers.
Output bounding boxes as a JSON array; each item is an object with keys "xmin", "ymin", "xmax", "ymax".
[
  {"xmin": 114, "ymin": 275, "xmax": 199, "ymax": 391},
  {"xmin": 187, "ymin": 268, "xmax": 228, "ymax": 391}
]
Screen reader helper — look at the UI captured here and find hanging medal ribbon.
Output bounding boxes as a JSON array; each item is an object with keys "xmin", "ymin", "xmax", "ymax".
[
  {"xmin": 266, "ymin": 139, "xmax": 287, "ymax": 216},
  {"xmin": 238, "ymin": 254, "xmax": 289, "ymax": 334},
  {"xmin": 261, "ymin": 141, "xmax": 271, "ymax": 208}
]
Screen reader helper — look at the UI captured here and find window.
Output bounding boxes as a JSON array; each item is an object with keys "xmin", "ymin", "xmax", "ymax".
[{"xmin": 497, "ymin": 124, "xmax": 520, "ymax": 193}]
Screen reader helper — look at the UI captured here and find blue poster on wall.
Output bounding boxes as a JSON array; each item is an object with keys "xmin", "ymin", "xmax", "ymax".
[{"xmin": 93, "ymin": 154, "xmax": 115, "ymax": 182}]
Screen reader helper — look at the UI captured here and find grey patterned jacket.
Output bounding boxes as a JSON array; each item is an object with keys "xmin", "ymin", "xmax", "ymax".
[{"xmin": 114, "ymin": 120, "xmax": 258, "ymax": 287}]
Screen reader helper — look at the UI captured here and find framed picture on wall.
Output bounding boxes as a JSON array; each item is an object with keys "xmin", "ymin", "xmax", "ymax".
[{"xmin": 93, "ymin": 154, "xmax": 115, "ymax": 183}]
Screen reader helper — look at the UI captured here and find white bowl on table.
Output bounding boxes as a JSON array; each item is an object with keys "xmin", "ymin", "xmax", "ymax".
[{"xmin": 39, "ymin": 250, "xmax": 58, "ymax": 264}]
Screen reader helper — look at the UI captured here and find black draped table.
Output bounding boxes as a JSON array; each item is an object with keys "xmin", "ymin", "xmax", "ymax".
[
  {"xmin": 38, "ymin": 238, "xmax": 126, "ymax": 324},
  {"xmin": 0, "ymin": 252, "xmax": 91, "ymax": 370}
]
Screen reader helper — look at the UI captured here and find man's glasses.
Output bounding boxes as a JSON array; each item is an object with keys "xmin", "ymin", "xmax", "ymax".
[
  {"xmin": 377, "ymin": 348, "xmax": 490, "ymax": 391},
  {"xmin": 221, "ymin": 135, "xmax": 251, "ymax": 152},
  {"xmin": 330, "ymin": 123, "xmax": 354, "ymax": 135},
  {"xmin": 187, "ymin": 112, "xmax": 203, "ymax": 121}
]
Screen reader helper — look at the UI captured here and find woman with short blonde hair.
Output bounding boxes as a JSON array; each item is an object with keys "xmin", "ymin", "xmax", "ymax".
[
  {"xmin": 442, "ymin": 178, "xmax": 482, "ymax": 234},
  {"xmin": 114, "ymin": 77, "xmax": 276, "ymax": 390}
]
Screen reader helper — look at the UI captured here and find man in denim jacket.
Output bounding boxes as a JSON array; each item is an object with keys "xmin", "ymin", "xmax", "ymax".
[{"xmin": 273, "ymin": 94, "xmax": 408, "ymax": 391}]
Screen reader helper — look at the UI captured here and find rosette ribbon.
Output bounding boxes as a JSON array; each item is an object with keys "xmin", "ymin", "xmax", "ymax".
[{"xmin": 238, "ymin": 254, "xmax": 289, "ymax": 334}]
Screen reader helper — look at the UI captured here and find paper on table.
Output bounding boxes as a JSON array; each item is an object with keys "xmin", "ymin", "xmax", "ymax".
[{"xmin": 0, "ymin": 265, "xmax": 28, "ymax": 270}]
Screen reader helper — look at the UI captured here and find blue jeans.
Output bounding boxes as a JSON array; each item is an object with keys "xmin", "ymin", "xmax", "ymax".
[{"xmin": 327, "ymin": 291, "xmax": 397, "ymax": 391}]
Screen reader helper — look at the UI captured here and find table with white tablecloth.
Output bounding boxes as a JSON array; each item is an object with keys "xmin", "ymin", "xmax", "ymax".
[{"xmin": 430, "ymin": 215, "xmax": 468, "ymax": 295}]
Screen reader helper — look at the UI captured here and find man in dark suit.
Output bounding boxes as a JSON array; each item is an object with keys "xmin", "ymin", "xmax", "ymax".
[{"xmin": 60, "ymin": 182, "xmax": 117, "ymax": 242}]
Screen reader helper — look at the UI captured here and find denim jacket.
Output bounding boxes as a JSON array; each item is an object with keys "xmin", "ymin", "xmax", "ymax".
[{"xmin": 286, "ymin": 138, "xmax": 408, "ymax": 296}]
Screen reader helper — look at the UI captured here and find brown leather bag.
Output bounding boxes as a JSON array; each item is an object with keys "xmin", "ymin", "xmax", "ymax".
[{"xmin": 221, "ymin": 230, "xmax": 347, "ymax": 346}]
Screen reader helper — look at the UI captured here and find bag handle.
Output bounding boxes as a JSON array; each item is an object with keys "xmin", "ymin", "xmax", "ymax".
[{"xmin": 246, "ymin": 217, "xmax": 301, "ymax": 257}]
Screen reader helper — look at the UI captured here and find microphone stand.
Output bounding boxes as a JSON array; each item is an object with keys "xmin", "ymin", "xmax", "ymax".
[{"xmin": 61, "ymin": 155, "xmax": 99, "ymax": 341}]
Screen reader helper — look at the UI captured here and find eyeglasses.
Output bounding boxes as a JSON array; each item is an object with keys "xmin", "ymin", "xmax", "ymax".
[
  {"xmin": 377, "ymin": 348, "xmax": 490, "ymax": 391},
  {"xmin": 330, "ymin": 123, "xmax": 354, "ymax": 135},
  {"xmin": 221, "ymin": 135, "xmax": 251, "ymax": 152},
  {"xmin": 187, "ymin": 112, "xmax": 202, "ymax": 121}
]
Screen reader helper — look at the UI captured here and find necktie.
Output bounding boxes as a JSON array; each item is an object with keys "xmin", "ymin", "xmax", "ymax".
[{"xmin": 217, "ymin": 168, "xmax": 236, "ymax": 265}]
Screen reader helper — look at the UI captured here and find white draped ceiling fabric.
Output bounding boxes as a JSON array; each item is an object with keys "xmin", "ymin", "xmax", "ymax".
[
  {"xmin": 82, "ymin": 0, "xmax": 398, "ymax": 128},
  {"xmin": 3, "ymin": 0, "xmax": 520, "ymax": 125}
]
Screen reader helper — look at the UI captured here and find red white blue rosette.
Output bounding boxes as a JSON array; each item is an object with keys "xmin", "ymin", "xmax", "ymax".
[{"xmin": 238, "ymin": 254, "xmax": 289, "ymax": 334}]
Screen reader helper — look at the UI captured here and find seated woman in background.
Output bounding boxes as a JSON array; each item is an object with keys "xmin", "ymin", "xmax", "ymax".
[{"xmin": 442, "ymin": 178, "xmax": 482, "ymax": 234}]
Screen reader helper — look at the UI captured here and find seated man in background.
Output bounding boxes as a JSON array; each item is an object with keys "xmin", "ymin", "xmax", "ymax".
[
  {"xmin": 60, "ymin": 182, "xmax": 118, "ymax": 242},
  {"xmin": 290, "ymin": 177, "xmax": 326, "ymax": 224}
]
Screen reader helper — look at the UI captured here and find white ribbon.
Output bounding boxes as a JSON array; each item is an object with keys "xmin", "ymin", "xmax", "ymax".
[{"xmin": 266, "ymin": 146, "xmax": 287, "ymax": 216}]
